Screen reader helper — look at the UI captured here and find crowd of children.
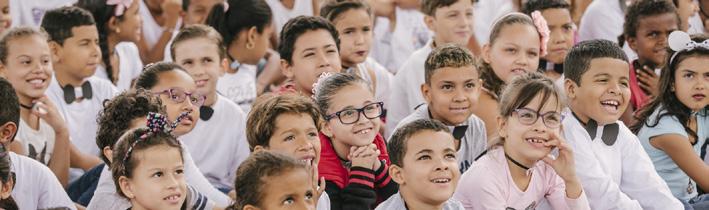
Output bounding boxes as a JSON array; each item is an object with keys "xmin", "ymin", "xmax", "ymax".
[{"xmin": 0, "ymin": 0, "xmax": 706, "ymax": 209}]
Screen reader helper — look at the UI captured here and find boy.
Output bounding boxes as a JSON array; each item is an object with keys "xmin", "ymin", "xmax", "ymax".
[
  {"xmin": 278, "ymin": 15, "xmax": 342, "ymax": 97},
  {"xmin": 246, "ymin": 93, "xmax": 330, "ymax": 209},
  {"xmin": 562, "ymin": 39, "xmax": 682, "ymax": 209},
  {"xmin": 41, "ymin": 6, "xmax": 114, "ymax": 175},
  {"xmin": 522, "ymin": 0, "xmax": 575, "ymax": 84},
  {"xmin": 171, "ymin": 24, "xmax": 250, "ymax": 192},
  {"xmin": 392, "ymin": 44, "xmax": 486, "ymax": 173},
  {"xmin": 0, "ymin": 77, "xmax": 76, "ymax": 209},
  {"xmin": 379, "ymin": 119, "xmax": 464, "ymax": 210},
  {"xmin": 387, "ymin": 0, "xmax": 474, "ymax": 137}
]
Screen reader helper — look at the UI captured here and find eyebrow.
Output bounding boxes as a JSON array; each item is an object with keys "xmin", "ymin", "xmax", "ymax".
[{"xmin": 415, "ymin": 149, "xmax": 433, "ymax": 155}]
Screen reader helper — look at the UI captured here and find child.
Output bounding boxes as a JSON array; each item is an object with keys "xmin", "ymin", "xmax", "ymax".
[
  {"xmin": 231, "ymin": 151, "xmax": 316, "ymax": 210},
  {"xmin": 137, "ymin": 0, "xmax": 182, "ymax": 63},
  {"xmin": 132, "ymin": 61, "xmax": 232, "ymax": 206},
  {"xmin": 171, "ymin": 24, "xmax": 250, "ymax": 192},
  {"xmin": 0, "ymin": 0, "xmax": 10, "ymax": 34},
  {"xmin": 265, "ymin": 0, "xmax": 318, "ymax": 39},
  {"xmin": 0, "ymin": 77, "xmax": 75, "ymax": 209},
  {"xmin": 246, "ymin": 93, "xmax": 331, "ymax": 209},
  {"xmin": 562, "ymin": 39, "xmax": 682, "ymax": 209},
  {"xmin": 313, "ymin": 73, "xmax": 397, "ymax": 209},
  {"xmin": 392, "ymin": 45, "xmax": 486, "ymax": 173},
  {"xmin": 182, "ymin": 0, "xmax": 223, "ymax": 25},
  {"xmin": 76, "ymin": 0, "xmax": 144, "ymax": 91},
  {"xmin": 0, "ymin": 143, "xmax": 16, "ymax": 209},
  {"xmin": 472, "ymin": 12, "xmax": 546, "ymax": 140},
  {"xmin": 387, "ymin": 0, "xmax": 474, "ymax": 137},
  {"xmin": 369, "ymin": 0, "xmax": 431, "ymax": 73},
  {"xmin": 522, "ymin": 0, "xmax": 575, "ymax": 83},
  {"xmin": 110, "ymin": 124, "xmax": 188, "ymax": 210},
  {"xmin": 278, "ymin": 16, "xmax": 342, "ymax": 97},
  {"xmin": 204, "ymin": 0, "xmax": 273, "ymax": 112},
  {"xmin": 379, "ymin": 119, "xmax": 464, "ymax": 210},
  {"xmin": 41, "ymin": 6, "xmax": 116, "ymax": 172},
  {"xmin": 320, "ymin": 0, "xmax": 393, "ymax": 113},
  {"xmin": 621, "ymin": 0, "xmax": 680, "ymax": 124},
  {"xmin": 632, "ymin": 31, "xmax": 709, "ymax": 209},
  {"xmin": 0, "ymin": 26, "xmax": 71, "ymax": 186},
  {"xmin": 454, "ymin": 72, "xmax": 590, "ymax": 210}
]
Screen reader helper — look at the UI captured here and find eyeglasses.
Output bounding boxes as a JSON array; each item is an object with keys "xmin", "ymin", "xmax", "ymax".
[
  {"xmin": 512, "ymin": 108, "xmax": 563, "ymax": 128},
  {"xmin": 153, "ymin": 88, "xmax": 206, "ymax": 107},
  {"xmin": 325, "ymin": 102, "xmax": 384, "ymax": 125}
]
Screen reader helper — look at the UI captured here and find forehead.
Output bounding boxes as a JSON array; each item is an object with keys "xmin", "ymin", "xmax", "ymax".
[
  {"xmin": 637, "ymin": 13, "xmax": 679, "ymax": 28},
  {"xmin": 294, "ymin": 29, "xmax": 336, "ymax": 51},
  {"xmin": 190, "ymin": 0, "xmax": 221, "ymax": 8},
  {"xmin": 261, "ymin": 168, "xmax": 310, "ymax": 194},
  {"xmin": 274, "ymin": 112, "xmax": 317, "ymax": 131},
  {"xmin": 493, "ymin": 23, "xmax": 539, "ymax": 46},
  {"xmin": 132, "ymin": 145, "xmax": 183, "ymax": 168},
  {"xmin": 328, "ymin": 83, "xmax": 373, "ymax": 111},
  {"xmin": 405, "ymin": 130, "xmax": 455, "ymax": 156},
  {"xmin": 174, "ymin": 38, "xmax": 221, "ymax": 58},
  {"xmin": 583, "ymin": 57, "xmax": 630, "ymax": 79},
  {"xmin": 334, "ymin": 9, "xmax": 372, "ymax": 28},
  {"xmin": 541, "ymin": 8, "xmax": 572, "ymax": 25},
  {"xmin": 431, "ymin": 66, "xmax": 479, "ymax": 82},
  {"xmin": 520, "ymin": 91, "xmax": 561, "ymax": 112},
  {"xmin": 434, "ymin": 0, "xmax": 473, "ymax": 13},
  {"xmin": 676, "ymin": 55, "xmax": 709, "ymax": 73},
  {"xmin": 152, "ymin": 70, "xmax": 196, "ymax": 91},
  {"xmin": 68, "ymin": 25, "xmax": 99, "ymax": 40}
]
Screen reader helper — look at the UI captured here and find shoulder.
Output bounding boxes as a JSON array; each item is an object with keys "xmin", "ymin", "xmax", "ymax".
[
  {"xmin": 88, "ymin": 76, "xmax": 118, "ymax": 96},
  {"xmin": 375, "ymin": 193, "xmax": 404, "ymax": 210},
  {"xmin": 217, "ymin": 94, "xmax": 245, "ymax": 116}
]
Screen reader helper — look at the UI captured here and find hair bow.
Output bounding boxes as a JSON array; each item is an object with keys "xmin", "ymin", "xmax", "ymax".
[
  {"xmin": 531, "ymin": 11, "xmax": 550, "ymax": 57},
  {"xmin": 311, "ymin": 72, "xmax": 334, "ymax": 100},
  {"xmin": 106, "ymin": 0, "xmax": 133, "ymax": 16},
  {"xmin": 668, "ymin": 31, "xmax": 709, "ymax": 64}
]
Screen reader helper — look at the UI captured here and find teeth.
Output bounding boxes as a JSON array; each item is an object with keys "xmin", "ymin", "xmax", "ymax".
[
  {"xmin": 164, "ymin": 195, "xmax": 179, "ymax": 200},
  {"xmin": 432, "ymin": 178, "xmax": 450, "ymax": 183},
  {"xmin": 300, "ymin": 158, "xmax": 313, "ymax": 165},
  {"xmin": 357, "ymin": 129, "xmax": 370, "ymax": 134},
  {"xmin": 525, "ymin": 138, "xmax": 546, "ymax": 143},
  {"xmin": 28, "ymin": 79, "xmax": 43, "ymax": 84},
  {"xmin": 601, "ymin": 100, "xmax": 619, "ymax": 106}
]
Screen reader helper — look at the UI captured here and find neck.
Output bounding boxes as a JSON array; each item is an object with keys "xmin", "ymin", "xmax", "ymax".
[
  {"xmin": 297, "ymin": 85, "xmax": 314, "ymax": 98},
  {"xmin": 130, "ymin": 201, "xmax": 149, "ymax": 210},
  {"xmin": 107, "ymin": 34, "xmax": 120, "ymax": 56},
  {"xmin": 229, "ymin": 45, "xmax": 254, "ymax": 67},
  {"xmin": 502, "ymin": 145, "xmax": 534, "ymax": 175},
  {"xmin": 17, "ymin": 94, "xmax": 39, "ymax": 129},
  {"xmin": 432, "ymin": 37, "xmax": 444, "ymax": 48},
  {"xmin": 568, "ymin": 106, "xmax": 590, "ymax": 125},
  {"xmin": 204, "ymin": 90, "xmax": 218, "ymax": 107},
  {"xmin": 399, "ymin": 188, "xmax": 446, "ymax": 210},
  {"xmin": 341, "ymin": 59, "xmax": 357, "ymax": 69},
  {"xmin": 53, "ymin": 67, "xmax": 84, "ymax": 87},
  {"xmin": 331, "ymin": 138, "xmax": 352, "ymax": 162}
]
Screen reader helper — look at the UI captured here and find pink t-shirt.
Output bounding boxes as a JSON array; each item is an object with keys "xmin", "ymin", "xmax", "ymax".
[{"xmin": 453, "ymin": 148, "xmax": 590, "ymax": 210}]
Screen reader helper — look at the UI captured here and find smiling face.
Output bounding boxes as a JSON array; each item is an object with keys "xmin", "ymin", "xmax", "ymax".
[
  {"xmin": 423, "ymin": 66, "xmax": 481, "ymax": 125},
  {"xmin": 150, "ymin": 70, "xmax": 201, "ymax": 136},
  {"xmin": 628, "ymin": 13, "xmax": 678, "ymax": 68},
  {"xmin": 323, "ymin": 83, "xmax": 380, "ymax": 147},
  {"xmin": 567, "ymin": 58, "xmax": 631, "ymax": 125},
  {"xmin": 120, "ymin": 145, "xmax": 186, "ymax": 210},
  {"xmin": 334, "ymin": 8, "xmax": 373, "ymax": 67},
  {"xmin": 114, "ymin": 0, "xmax": 142, "ymax": 43},
  {"xmin": 483, "ymin": 23, "xmax": 541, "ymax": 83},
  {"xmin": 541, "ymin": 8, "xmax": 574, "ymax": 64},
  {"xmin": 0, "ymin": 34, "xmax": 53, "ymax": 103},
  {"xmin": 673, "ymin": 56, "xmax": 709, "ymax": 111},
  {"xmin": 282, "ymin": 29, "xmax": 342, "ymax": 96},
  {"xmin": 499, "ymin": 93, "xmax": 562, "ymax": 164},
  {"xmin": 263, "ymin": 113, "xmax": 322, "ymax": 167},
  {"xmin": 53, "ymin": 25, "xmax": 101, "ymax": 81},
  {"xmin": 392, "ymin": 130, "xmax": 460, "ymax": 206},
  {"xmin": 251, "ymin": 168, "xmax": 315, "ymax": 210},
  {"xmin": 174, "ymin": 37, "xmax": 224, "ymax": 100},
  {"xmin": 426, "ymin": 0, "xmax": 473, "ymax": 46}
]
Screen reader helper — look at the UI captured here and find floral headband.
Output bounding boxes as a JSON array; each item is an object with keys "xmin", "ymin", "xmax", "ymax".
[
  {"xmin": 531, "ymin": 11, "xmax": 550, "ymax": 57},
  {"xmin": 311, "ymin": 72, "xmax": 334, "ymax": 100},
  {"xmin": 121, "ymin": 111, "xmax": 190, "ymax": 173},
  {"xmin": 668, "ymin": 30, "xmax": 709, "ymax": 64},
  {"xmin": 106, "ymin": 0, "xmax": 133, "ymax": 16}
]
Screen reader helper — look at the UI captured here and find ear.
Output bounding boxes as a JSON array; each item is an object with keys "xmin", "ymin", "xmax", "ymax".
[
  {"xmin": 0, "ymin": 62, "xmax": 6, "ymax": 77},
  {"xmin": 0, "ymin": 177, "xmax": 13, "ymax": 199},
  {"xmin": 220, "ymin": 58, "xmax": 228, "ymax": 76},
  {"xmin": 281, "ymin": 59, "xmax": 294, "ymax": 79},
  {"xmin": 482, "ymin": 44, "xmax": 492, "ymax": 64},
  {"xmin": 102, "ymin": 146, "xmax": 113, "ymax": 164},
  {"xmin": 421, "ymin": 83, "xmax": 432, "ymax": 104},
  {"xmin": 626, "ymin": 35, "xmax": 637, "ymax": 52},
  {"xmin": 321, "ymin": 121, "xmax": 334, "ymax": 138},
  {"xmin": 496, "ymin": 115, "xmax": 507, "ymax": 138},
  {"xmin": 253, "ymin": 145, "xmax": 267, "ymax": 152},
  {"xmin": 107, "ymin": 16, "xmax": 120, "ymax": 34},
  {"xmin": 424, "ymin": 15, "xmax": 436, "ymax": 31},
  {"xmin": 243, "ymin": 205, "xmax": 261, "ymax": 210},
  {"xmin": 389, "ymin": 165, "xmax": 405, "ymax": 185},
  {"xmin": 118, "ymin": 176, "xmax": 135, "ymax": 199},
  {"xmin": 247, "ymin": 26, "xmax": 258, "ymax": 46},
  {"xmin": 48, "ymin": 41, "xmax": 62, "ymax": 64},
  {"xmin": 0, "ymin": 122, "xmax": 17, "ymax": 144},
  {"xmin": 564, "ymin": 78, "xmax": 577, "ymax": 100}
]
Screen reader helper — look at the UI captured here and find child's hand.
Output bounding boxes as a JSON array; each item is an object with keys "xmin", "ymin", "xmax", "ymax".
[
  {"xmin": 161, "ymin": 0, "xmax": 182, "ymax": 27},
  {"xmin": 541, "ymin": 132, "xmax": 577, "ymax": 182},
  {"xmin": 349, "ymin": 145, "xmax": 374, "ymax": 169},
  {"xmin": 32, "ymin": 96, "xmax": 67, "ymax": 134},
  {"xmin": 637, "ymin": 65, "xmax": 659, "ymax": 97},
  {"xmin": 306, "ymin": 162, "xmax": 326, "ymax": 204}
]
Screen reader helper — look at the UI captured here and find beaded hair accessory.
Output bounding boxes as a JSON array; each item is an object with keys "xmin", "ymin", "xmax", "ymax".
[
  {"xmin": 311, "ymin": 72, "xmax": 334, "ymax": 100},
  {"xmin": 531, "ymin": 11, "xmax": 550, "ymax": 57},
  {"xmin": 106, "ymin": 0, "xmax": 133, "ymax": 16},
  {"xmin": 668, "ymin": 31, "xmax": 709, "ymax": 65},
  {"xmin": 121, "ymin": 111, "xmax": 190, "ymax": 173}
]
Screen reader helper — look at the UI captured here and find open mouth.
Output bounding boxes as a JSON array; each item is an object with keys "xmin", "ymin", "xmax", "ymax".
[
  {"xmin": 195, "ymin": 79, "xmax": 208, "ymax": 87},
  {"xmin": 600, "ymin": 99, "xmax": 621, "ymax": 113},
  {"xmin": 692, "ymin": 94, "xmax": 706, "ymax": 101},
  {"xmin": 525, "ymin": 137, "xmax": 551, "ymax": 148},
  {"xmin": 163, "ymin": 193, "xmax": 182, "ymax": 204},
  {"xmin": 355, "ymin": 50, "xmax": 367, "ymax": 57},
  {"xmin": 511, "ymin": 68, "xmax": 527, "ymax": 75},
  {"xmin": 180, "ymin": 115, "xmax": 194, "ymax": 125},
  {"xmin": 353, "ymin": 127, "xmax": 373, "ymax": 135},
  {"xmin": 26, "ymin": 78, "xmax": 46, "ymax": 88},
  {"xmin": 430, "ymin": 178, "xmax": 452, "ymax": 184}
]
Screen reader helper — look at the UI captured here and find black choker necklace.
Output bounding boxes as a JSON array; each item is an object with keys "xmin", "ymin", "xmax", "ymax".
[
  {"xmin": 505, "ymin": 153, "xmax": 530, "ymax": 170},
  {"xmin": 19, "ymin": 103, "xmax": 34, "ymax": 110}
]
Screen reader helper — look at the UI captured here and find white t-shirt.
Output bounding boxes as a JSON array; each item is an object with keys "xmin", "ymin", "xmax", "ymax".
[
  {"xmin": 472, "ymin": 0, "xmax": 515, "ymax": 45},
  {"xmin": 364, "ymin": 57, "xmax": 393, "ymax": 110},
  {"xmin": 385, "ymin": 40, "xmax": 432, "ymax": 137},
  {"xmin": 266, "ymin": 0, "xmax": 314, "ymax": 37},
  {"xmin": 180, "ymin": 95, "xmax": 250, "ymax": 189},
  {"xmin": 8, "ymin": 0, "xmax": 77, "ymax": 28},
  {"xmin": 139, "ymin": 0, "xmax": 181, "ymax": 49},
  {"xmin": 16, "ymin": 119, "xmax": 55, "ymax": 165},
  {"xmin": 371, "ymin": 7, "xmax": 431, "ymax": 73},
  {"xmin": 94, "ymin": 42, "xmax": 144, "ymax": 91},
  {"xmin": 10, "ymin": 152, "xmax": 76, "ymax": 210},
  {"xmin": 577, "ymin": 0, "xmax": 637, "ymax": 60},
  {"xmin": 688, "ymin": 13, "xmax": 706, "ymax": 34},
  {"xmin": 216, "ymin": 65, "xmax": 257, "ymax": 113},
  {"xmin": 46, "ymin": 76, "xmax": 118, "ymax": 157}
]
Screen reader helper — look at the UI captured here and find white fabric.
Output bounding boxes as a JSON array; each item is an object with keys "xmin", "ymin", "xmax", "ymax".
[
  {"xmin": 139, "ymin": 0, "xmax": 181, "ymax": 49},
  {"xmin": 46, "ymin": 76, "xmax": 118, "ymax": 157},
  {"xmin": 10, "ymin": 152, "xmax": 76, "ymax": 210},
  {"xmin": 364, "ymin": 57, "xmax": 393, "ymax": 111},
  {"xmin": 385, "ymin": 40, "xmax": 432, "ymax": 137},
  {"xmin": 317, "ymin": 192, "xmax": 331, "ymax": 210},
  {"xmin": 266, "ymin": 0, "xmax": 314, "ymax": 37},
  {"xmin": 577, "ymin": 0, "xmax": 636, "ymax": 60},
  {"xmin": 376, "ymin": 192, "xmax": 465, "ymax": 210},
  {"xmin": 371, "ymin": 7, "xmax": 431, "ymax": 73},
  {"xmin": 216, "ymin": 65, "xmax": 258, "ymax": 113},
  {"xmin": 94, "ymin": 42, "xmax": 144, "ymax": 91},
  {"xmin": 472, "ymin": 0, "xmax": 515, "ymax": 45},
  {"xmin": 561, "ymin": 108, "xmax": 683, "ymax": 210},
  {"xmin": 180, "ymin": 95, "xmax": 250, "ymax": 190},
  {"xmin": 16, "ymin": 119, "xmax": 55, "ymax": 165},
  {"xmin": 8, "ymin": 0, "xmax": 77, "ymax": 28},
  {"xmin": 688, "ymin": 12, "xmax": 706, "ymax": 34},
  {"xmin": 87, "ymin": 142, "xmax": 232, "ymax": 209}
]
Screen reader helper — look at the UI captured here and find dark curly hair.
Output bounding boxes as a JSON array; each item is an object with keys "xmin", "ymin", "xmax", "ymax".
[{"xmin": 96, "ymin": 88, "xmax": 165, "ymax": 165}]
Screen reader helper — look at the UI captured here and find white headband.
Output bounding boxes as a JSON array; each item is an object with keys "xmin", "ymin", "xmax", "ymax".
[{"xmin": 668, "ymin": 31, "xmax": 709, "ymax": 64}]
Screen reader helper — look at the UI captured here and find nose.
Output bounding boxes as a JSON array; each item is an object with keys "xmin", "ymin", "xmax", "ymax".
[
  {"xmin": 354, "ymin": 33, "xmax": 365, "ymax": 46},
  {"xmin": 317, "ymin": 52, "xmax": 331, "ymax": 68},
  {"xmin": 296, "ymin": 136, "xmax": 315, "ymax": 152},
  {"xmin": 452, "ymin": 88, "xmax": 467, "ymax": 102},
  {"xmin": 531, "ymin": 115, "xmax": 548, "ymax": 132},
  {"xmin": 166, "ymin": 173, "xmax": 180, "ymax": 189},
  {"xmin": 514, "ymin": 53, "xmax": 530, "ymax": 67},
  {"xmin": 607, "ymin": 82, "xmax": 621, "ymax": 95},
  {"xmin": 435, "ymin": 158, "xmax": 450, "ymax": 171}
]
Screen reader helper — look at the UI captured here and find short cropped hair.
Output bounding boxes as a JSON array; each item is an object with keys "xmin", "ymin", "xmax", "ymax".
[
  {"xmin": 388, "ymin": 119, "xmax": 451, "ymax": 167},
  {"xmin": 170, "ymin": 24, "xmax": 226, "ymax": 60},
  {"xmin": 522, "ymin": 0, "xmax": 570, "ymax": 15},
  {"xmin": 40, "ymin": 6, "xmax": 95, "ymax": 45},
  {"xmin": 278, "ymin": 16, "xmax": 340, "ymax": 64},
  {"xmin": 424, "ymin": 44, "xmax": 478, "ymax": 84},
  {"xmin": 564, "ymin": 39, "xmax": 628, "ymax": 86},
  {"xmin": 246, "ymin": 94, "xmax": 322, "ymax": 151},
  {"xmin": 0, "ymin": 78, "xmax": 19, "ymax": 141}
]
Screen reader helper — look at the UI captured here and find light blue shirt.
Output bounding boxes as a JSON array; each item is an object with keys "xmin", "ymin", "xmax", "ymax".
[{"xmin": 637, "ymin": 106, "xmax": 708, "ymax": 201}]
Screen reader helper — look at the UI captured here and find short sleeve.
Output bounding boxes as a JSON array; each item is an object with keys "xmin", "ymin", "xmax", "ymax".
[{"xmin": 643, "ymin": 110, "xmax": 688, "ymax": 140}]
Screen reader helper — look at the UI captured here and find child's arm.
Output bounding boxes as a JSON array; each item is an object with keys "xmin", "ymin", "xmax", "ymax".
[
  {"xmin": 69, "ymin": 144, "xmax": 101, "ymax": 171},
  {"xmin": 137, "ymin": 0, "xmax": 181, "ymax": 63},
  {"xmin": 324, "ymin": 167, "xmax": 377, "ymax": 210},
  {"xmin": 372, "ymin": 159, "xmax": 397, "ymax": 200},
  {"xmin": 33, "ymin": 96, "xmax": 71, "ymax": 187},
  {"xmin": 652, "ymin": 134, "xmax": 709, "ymax": 191}
]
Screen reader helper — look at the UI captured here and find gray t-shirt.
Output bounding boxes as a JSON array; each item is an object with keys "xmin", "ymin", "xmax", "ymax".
[{"xmin": 375, "ymin": 192, "xmax": 464, "ymax": 210}]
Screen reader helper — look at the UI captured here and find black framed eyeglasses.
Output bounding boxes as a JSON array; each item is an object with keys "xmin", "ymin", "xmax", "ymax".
[
  {"xmin": 512, "ymin": 108, "xmax": 563, "ymax": 128},
  {"xmin": 153, "ymin": 88, "xmax": 206, "ymax": 107},
  {"xmin": 325, "ymin": 102, "xmax": 384, "ymax": 125}
]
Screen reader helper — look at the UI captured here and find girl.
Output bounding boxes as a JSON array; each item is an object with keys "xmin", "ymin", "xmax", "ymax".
[
  {"xmin": 0, "ymin": 144, "xmax": 17, "ymax": 209},
  {"xmin": 111, "ymin": 118, "xmax": 188, "ymax": 210},
  {"xmin": 473, "ymin": 12, "xmax": 546, "ymax": 140},
  {"xmin": 320, "ymin": 0, "xmax": 393, "ymax": 113},
  {"xmin": 454, "ymin": 72, "xmax": 590, "ymax": 210},
  {"xmin": 231, "ymin": 151, "xmax": 316, "ymax": 210},
  {"xmin": 205, "ymin": 0, "xmax": 273, "ymax": 112},
  {"xmin": 522, "ymin": 0, "xmax": 575, "ymax": 83},
  {"xmin": 632, "ymin": 31, "xmax": 709, "ymax": 209},
  {"xmin": 76, "ymin": 0, "xmax": 144, "ymax": 91},
  {"xmin": 0, "ymin": 27, "xmax": 70, "ymax": 186},
  {"xmin": 621, "ymin": 0, "xmax": 680, "ymax": 125},
  {"xmin": 313, "ymin": 73, "xmax": 396, "ymax": 209},
  {"xmin": 0, "ymin": 0, "xmax": 10, "ymax": 34}
]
